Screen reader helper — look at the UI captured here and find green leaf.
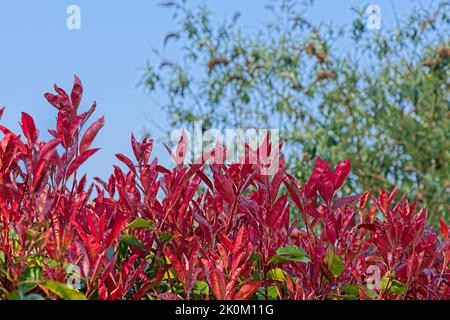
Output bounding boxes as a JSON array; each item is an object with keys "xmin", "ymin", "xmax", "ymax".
[
  {"xmin": 162, "ymin": 266, "xmax": 177, "ymax": 280},
  {"xmin": 326, "ymin": 293, "xmax": 358, "ymax": 300},
  {"xmin": 158, "ymin": 232, "xmax": 175, "ymax": 243},
  {"xmin": 120, "ymin": 234, "xmax": 147, "ymax": 251},
  {"xmin": 19, "ymin": 282, "xmax": 38, "ymax": 294},
  {"xmin": 41, "ymin": 258, "xmax": 58, "ymax": 268},
  {"xmin": 266, "ymin": 268, "xmax": 286, "ymax": 281},
  {"xmin": 268, "ymin": 255, "xmax": 295, "ymax": 264},
  {"xmin": 389, "ymin": 280, "xmax": 406, "ymax": 294},
  {"xmin": 365, "ymin": 288, "xmax": 378, "ymax": 299},
  {"xmin": 126, "ymin": 218, "xmax": 154, "ymax": 230},
  {"xmin": 342, "ymin": 284, "xmax": 361, "ymax": 296},
  {"xmin": 341, "ymin": 284, "xmax": 379, "ymax": 299},
  {"xmin": 380, "ymin": 274, "xmax": 390, "ymax": 292},
  {"xmin": 40, "ymin": 280, "xmax": 86, "ymax": 300},
  {"xmin": 249, "ymin": 252, "xmax": 262, "ymax": 262},
  {"xmin": 6, "ymin": 290, "xmax": 22, "ymax": 300},
  {"xmin": 276, "ymin": 246, "xmax": 306, "ymax": 257},
  {"xmin": 268, "ymin": 246, "xmax": 310, "ymax": 264},
  {"xmin": 193, "ymin": 280, "xmax": 209, "ymax": 295},
  {"xmin": 266, "ymin": 285, "xmax": 279, "ymax": 299},
  {"xmin": 325, "ymin": 249, "xmax": 345, "ymax": 278},
  {"xmin": 381, "ymin": 275, "xmax": 406, "ymax": 295}
]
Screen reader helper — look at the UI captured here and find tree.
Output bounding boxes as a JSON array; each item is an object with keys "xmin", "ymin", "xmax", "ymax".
[{"xmin": 141, "ymin": 0, "xmax": 449, "ymax": 222}]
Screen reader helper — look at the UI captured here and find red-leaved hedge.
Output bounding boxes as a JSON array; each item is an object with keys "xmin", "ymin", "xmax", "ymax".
[{"xmin": 0, "ymin": 77, "xmax": 448, "ymax": 300}]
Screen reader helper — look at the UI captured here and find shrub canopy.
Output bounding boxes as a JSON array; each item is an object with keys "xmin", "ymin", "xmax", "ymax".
[{"xmin": 0, "ymin": 78, "xmax": 448, "ymax": 300}]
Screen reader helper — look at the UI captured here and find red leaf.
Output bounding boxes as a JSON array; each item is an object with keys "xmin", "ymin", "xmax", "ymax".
[
  {"xmin": 219, "ymin": 233, "xmax": 233, "ymax": 252},
  {"xmin": 284, "ymin": 174, "xmax": 304, "ymax": 212},
  {"xmin": 113, "ymin": 165, "xmax": 126, "ymax": 187},
  {"xmin": 0, "ymin": 126, "xmax": 13, "ymax": 137},
  {"xmin": 232, "ymin": 225, "xmax": 247, "ymax": 256},
  {"xmin": 438, "ymin": 217, "xmax": 448, "ymax": 240},
  {"xmin": 359, "ymin": 189, "xmax": 371, "ymax": 210},
  {"xmin": 333, "ymin": 194, "xmax": 361, "ymax": 210},
  {"xmin": 38, "ymin": 139, "xmax": 60, "ymax": 160},
  {"xmin": 115, "ymin": 153, "xmax": 136, "ymax": 174},
  {"xmin": 203, "ymin": 259, "xmax": 226, "ymax": 300},
  {"xmin": 131, "ymin": 134, "xmax": 140, "ymax": 162},
  {"xmin": 233, "ymin": 282, "xmax": 261, "ymax": 300},
  {"xmin": 324, "ymin": 209, "xmax": 337, "ymax": 244},
  {"xmin": 52, "ymin": 84, "xmax": 73, "ymax": 112},
  {"xmin": 130, "ymin": 136, "xmax": 154, "ymax": 166},
  {"xmin": 79, "ymin": 101, "xmax": 97, "ymax": 128},
  {"xmin": 20, "ymin": 112, "xmax": 38, "ymax": 143},
  {"xmin": 54, "ymin": 84, "xmax": 69, "ymax": 100},
  {"xmin": 269, "ymin": 194, "xmax": 288, "ymax": 227},
  {"xmin": 44, "ymin": 93, "xmax": 61, "ymax": 109},
  {"xmin": 142, "ymin": 138, "xmax": 154, "ymax": 165},
  {"xmin": 214, "ymin": 173, "xmax": 235, "ymax": 204},
  {"xmin": 156, "ymin": 164, "xmax": 171, "ymax": 175},
  {"xmin": 194, "ymin": 168, "xmax": 214, "ymax": 190},
  {"xmin": 56, "ymin": 113, "xmax": 69, "ymax": 147},
  {"xmin": 0, "ymin": 107, "xmax": 4, "ymax": 120},
  {"xmin": 67, "ymin": 148, "xmax": 100, "ymax": 178},
  {"xmin": 171, "ymin": 131, "xmax": 188, "ymax": 166},
  {"xmin": 304, "ymin": 157, "xmax": 329, "ymax": 198},
  {"xmin": 80, "ymin": 116, "xmax": 105, "ymax": 153},
  {"xmin": 357, "ymin": 223, "xmax": 377, "ymax": 232},
  {"xmin": 107, "ymin": 175, "xmax": 116, "ymax": 197},
  {"xmin": 94, "ymin": 177, "xmax": 108, "ymax": 190},
  {"xmin": 388, "ymin": 186, "xmax": 398, "ymax": 204},
  {"xmin": 332, "ymin": 159, "xmax": 351, "ymax": 191},
  {"xmin": 56, "ymin": 112, "xmax": 81, "ymax": 149},
  {"xmin": 318, "ymin": 165, "xmax": 333, "ymax": 203},
  {"xmin": 71, "ymin": 75, "xmax": 83, "ymax": 109},
  {"xmin": 77, "ymin": 174, "xmax": 87, "ymax": 194},
  {"xmin": 231, "ymin": 225, "xmax": 249, "ymax": 272},
  {"xmin": 379, "ymin": 190, "xmax": 388, "ymax": 212},
  {"xmin": 412, "ymin": 208, "xmax": 427, "ymax": 234},
  {"xmin": 33, "ymin": 158, "xmax": 51, "ymax": 192},
  {"xmin": 106, "ymin": 214, "xmax": 128, "ymax": 247}
]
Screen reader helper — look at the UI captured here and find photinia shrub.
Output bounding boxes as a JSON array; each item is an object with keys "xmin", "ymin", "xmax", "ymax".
[{"xmin": 0, "ymin": 77, "xmax": 448, "ymax": 300}]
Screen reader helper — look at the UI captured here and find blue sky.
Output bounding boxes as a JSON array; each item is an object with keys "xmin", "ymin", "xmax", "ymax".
[{"xmin": 0, "ymin": 0, "xmax": 414, "ymax": 181}]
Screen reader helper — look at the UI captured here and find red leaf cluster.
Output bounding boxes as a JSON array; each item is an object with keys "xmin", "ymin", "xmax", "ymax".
[{"xmin": 0, "ymin": 78, "xmax": 448, "ymax": 300}]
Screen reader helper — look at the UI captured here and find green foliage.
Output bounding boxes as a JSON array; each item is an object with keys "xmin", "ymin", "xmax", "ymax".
[
  {"xmin": 126, "ymin": 218, "xmax": 155, "ymax": 230},
  {"xmin": 268, "ymin": 246, "xmax": 310, "ymax": 264},
  {"xmin": 142, "ymin": 0, "xmax": 449, "ymax": 222},
  {"xmin": 324, "ymin": 249, "xmax": 345, "ymax": 278},
  {"xmin": 120, "ymin": 234, "xmax": 147, "ymax": 251},
  {"xmin": 266, "ymin": 268, "xmax": 287, "ymax": 282},
  {"xmin": 40, "ymin": 281, "xmax": 87, "ymax": 300}
]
